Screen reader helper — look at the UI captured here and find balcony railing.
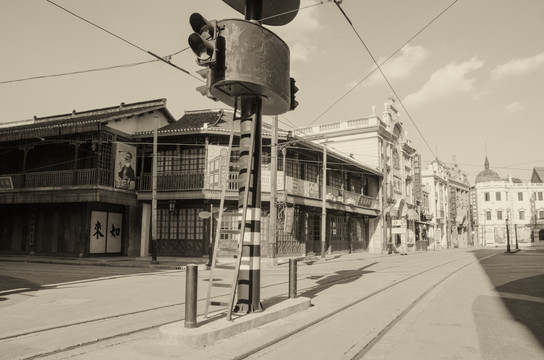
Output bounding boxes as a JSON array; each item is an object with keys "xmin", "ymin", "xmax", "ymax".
[
  {"xmin": 138, "ymin": 172, "xmax": 205, "ymax": 191},
  {"xmin": 1, "ymin": 169, "xmax": 111, "ymax": 189}
]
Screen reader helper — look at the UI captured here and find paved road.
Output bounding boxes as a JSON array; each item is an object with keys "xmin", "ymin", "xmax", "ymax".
[{"xmin": 1, "ymin": 248, "xmax": 543, "ymax": 359}]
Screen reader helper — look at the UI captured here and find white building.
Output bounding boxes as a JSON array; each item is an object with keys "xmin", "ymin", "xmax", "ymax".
[
  {"xmin": 473, "ymin": 157, "xmax": 544, "ymax": 247},
  {"xmin": 294, "ymin": 97, "xmax": 420, "ymax": 253},
  {"xmin": 421, "ymin": 160, "xmax": 471, "ymax": 250}
]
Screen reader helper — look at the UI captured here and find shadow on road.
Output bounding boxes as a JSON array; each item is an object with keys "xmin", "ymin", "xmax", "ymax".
[
  {"xmin": 474, "ymin": 249, "xmax": 544, "ymax": 348},
  {"xmin": 299, "ymin": 262, "xmax": 377, "ymax": 299}
]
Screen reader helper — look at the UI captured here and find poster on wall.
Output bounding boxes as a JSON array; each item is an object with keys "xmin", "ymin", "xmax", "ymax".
[
  {"xmin": 115, "ymin": 142, "xmax": 137, "ymax": 190},
  {"xmin": 90, "ymin": 211, "xmax": 123, "ymax": 254},
  {"xmin": 206, "ymin": 145, "xmax": 229, "ymax": 190}
]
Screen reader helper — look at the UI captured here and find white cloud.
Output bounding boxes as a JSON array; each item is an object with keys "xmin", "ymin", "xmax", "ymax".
[
  {"xmin": 491, "ymin": 52, "xmax": 544, "ymax": 79},
  {"xmin": 276, "ymin": 0, "xmax": 322, "ymax": 63},
  {"xmin": 368, "ymin": 44, "xmax": 428, "ymax": 84},
  {"xmin": 290, "ymin": 42, "xmax": 315, "ymax": 63},
  {"xmin": 505, "ymin": 101, "xmax": 523, "ymax": 113},
  {"xmin": 403, "ymin": 57, "xmax": 484, "ymax": 107}
]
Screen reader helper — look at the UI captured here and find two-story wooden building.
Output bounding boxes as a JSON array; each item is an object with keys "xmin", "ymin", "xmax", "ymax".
[
  {"xmin": 0, "ymin": 100, "xmax": 383, "ymax": 259},
  {"xmin": 0, "ymin": 99, "xmax": 175, "ymax": 257}
]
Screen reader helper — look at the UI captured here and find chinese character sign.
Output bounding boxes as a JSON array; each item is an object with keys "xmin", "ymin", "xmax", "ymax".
[
  {"xmin": 90, "ymin": 211, "xmax": 123, "ymax": 254},
  {"xmin": 90, "ymin": 211, "xmax": 107, "ymax": 253}
]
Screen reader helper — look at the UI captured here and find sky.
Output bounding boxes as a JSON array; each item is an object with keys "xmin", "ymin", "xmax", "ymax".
[{"xmin": 1, "ymin": 0, "xmax": 543, "ymax": 183}]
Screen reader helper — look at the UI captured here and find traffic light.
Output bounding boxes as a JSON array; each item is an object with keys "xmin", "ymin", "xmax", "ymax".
[
  {"xmin": 188, "ymin": 13, "xmax": 219, "ymax": 68},
  {"xmin": 289, "ymin": 77, "xmax": 299, "ymax": 110}
]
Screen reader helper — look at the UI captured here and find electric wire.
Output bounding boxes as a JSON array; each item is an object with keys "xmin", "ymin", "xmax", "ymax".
[
  {"xmin": 285, "ymin": 0, "xmax": 459, "ymax": 156},
  {"xmin": 0, "ymin": 47, "xmax": 191, "ymax": 85},
  {"xmin": 43, "ymin": 0, "xmax": 202, "ymax": 82},
  {"xmin": 332, "ymin": 0, "xmax": 439, "ymax": 161}
]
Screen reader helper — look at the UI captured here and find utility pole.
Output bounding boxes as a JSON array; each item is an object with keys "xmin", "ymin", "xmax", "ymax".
[
  {"xmin": 270, "ymin": 115, "xmax": 278, "ymax": 261},
  {"xmin": 151, "ymin": 116, "xmax": 158, "ymax": 263},
  {"xmin": 321, "ymin": 141, "xmax": 327, "ymax": 258}
]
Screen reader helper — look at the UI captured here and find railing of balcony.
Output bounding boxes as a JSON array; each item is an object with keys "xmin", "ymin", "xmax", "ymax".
[
  {"xmin": 138, "ymin": 172, "xmax": 205, "ymax": 191},
  {"xmin": 2, "ymin": 169, "xmax": 111, "ymax": 188}
]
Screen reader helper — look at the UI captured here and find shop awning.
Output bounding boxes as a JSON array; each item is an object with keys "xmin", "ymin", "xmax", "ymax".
[
  {"xmin": 407, "ymin": 209, "xmax": 419, "ymax": 221},
  {"xmin": 384, "ymin": 198, "xmax": 407, "ymax": 217}
]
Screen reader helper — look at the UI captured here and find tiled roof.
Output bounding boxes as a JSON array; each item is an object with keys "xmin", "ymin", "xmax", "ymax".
[
  {"xmin": 134, "ymin": 109, "xmax": 276, "ymax": 136},
  {"xmin": 0, "ymin": 99, "xmax": 174, "ymax": 139},
  {"xmin": 532, "ymin": 167, "xmax": 544, "ymax": 183}
]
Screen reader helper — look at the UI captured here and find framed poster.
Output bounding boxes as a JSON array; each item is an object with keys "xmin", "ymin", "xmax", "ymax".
[{"xmin": 115, "ymin": 142, "xmax": 137, "ymax": 190}]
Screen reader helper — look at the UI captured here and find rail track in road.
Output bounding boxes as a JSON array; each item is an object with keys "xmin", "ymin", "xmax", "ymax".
[
  {"xmin": 240, "ymin": 251, "xmax": 499, "ymax": 360},
  {"xmin": 3, "ymin": 250, "xmax": 498, "ymax": 359}
]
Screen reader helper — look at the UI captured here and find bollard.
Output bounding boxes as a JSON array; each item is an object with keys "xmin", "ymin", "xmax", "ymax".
[
  {"xmin": 289, "ymin": 258, "xmax": 297, "ymax": 299},
  {"xmin": 184, "ymin": 264, "xmax": 198, "ymax": 328}
]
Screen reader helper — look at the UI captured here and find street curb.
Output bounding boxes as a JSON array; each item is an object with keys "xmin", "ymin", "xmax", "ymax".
[{"xmin": 159, "ymin": 297, "xmax": 311, "ymax": 347}]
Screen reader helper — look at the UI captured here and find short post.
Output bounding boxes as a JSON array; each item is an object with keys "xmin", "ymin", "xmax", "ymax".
[
  {"xmin": 515, "ymin": 224, "xmax": 519, "ymax": 250},
  {"xmin": 184, "ymin": 264, "xmax": 198, "ymax": 328},
  {"xmin": 505, "ymin": 219, "xmax": 511, "ymax": 253},
  {"xmin": 289, "ymin": 258, "xmax": 297, "ymax": 299}
]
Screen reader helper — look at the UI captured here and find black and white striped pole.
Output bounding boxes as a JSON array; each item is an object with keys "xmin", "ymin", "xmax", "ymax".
[{"xmin": 189, "ymin": 0, "xmax": 300, "ymax": 314}]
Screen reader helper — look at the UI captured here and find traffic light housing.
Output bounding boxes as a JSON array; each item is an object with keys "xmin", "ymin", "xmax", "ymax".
[
  {"xmin": 188, "ymin": 13, "xmax": 217, "ymax": 67},
  {"xmin": 289, "ymin": 77, "xmax": 299, "ymax": 110},
  {"xmin": 188, "ymin": 13, "xmax": 225, "ymax": 100}
]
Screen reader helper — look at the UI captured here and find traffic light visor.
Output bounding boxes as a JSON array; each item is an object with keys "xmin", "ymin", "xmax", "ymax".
[
  {"xmin": 188, "ymin": 33, "xmax": 214, "ymax": 60},
  {"xmin": 190, "ymin": 13, "xmax": 215, "ymax": 38}
]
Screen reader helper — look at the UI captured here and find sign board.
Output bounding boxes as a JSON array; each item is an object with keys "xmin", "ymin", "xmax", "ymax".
[
  {"xmin": 392, "ymin": 227, "xmax": 405, "ymax": 234},
  {"xmin": 90, "ymin": 211, "xmax": 123, "ymax": 254},
  {"xmin": 392, "ymin": 219, "xmax": 406, "ymax": 227}
]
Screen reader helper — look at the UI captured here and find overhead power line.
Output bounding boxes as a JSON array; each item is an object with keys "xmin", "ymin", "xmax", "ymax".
[
  {"xmin": 308, "ymin": 0, "xmax": 459, "ymax": 128},
  {"xmin": 0, "ymin": 46, "xmax": 190, "ymax": 84},
  {"xmin": 332, "ymin": 0, "xmax": 440, "ymax": 161},
  {"xmin": 43, "ymin": 0, "xmax": 202, "ymax": 82}
]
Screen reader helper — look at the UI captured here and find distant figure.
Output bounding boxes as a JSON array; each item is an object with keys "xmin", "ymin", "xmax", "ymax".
[{"xmin": 117, "ymin": 151, "xmax": 135, "ymax": 190}]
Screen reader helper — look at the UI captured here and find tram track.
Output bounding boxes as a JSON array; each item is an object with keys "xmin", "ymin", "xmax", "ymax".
[
  {"xmin": 3, "ymin": 251, "xmax": 494, "ymax": 359},
  {"xmin": 0, "ymin": 252, "xmax": 435, "ymax": 343},
  {"xmin": 239, "ymin": 252, "xmax": 499, "ymax": 360}
]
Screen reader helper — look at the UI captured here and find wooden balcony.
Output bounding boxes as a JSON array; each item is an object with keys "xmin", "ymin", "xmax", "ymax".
[{"xmin": 1, "ymin": 169, "xmax": 111, "ymax": 189}]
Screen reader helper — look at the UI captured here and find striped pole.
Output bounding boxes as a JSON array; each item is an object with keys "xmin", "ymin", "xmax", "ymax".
[{"xmin": 235, "ymin": 96, "xmax": 264, "ymax": 313}]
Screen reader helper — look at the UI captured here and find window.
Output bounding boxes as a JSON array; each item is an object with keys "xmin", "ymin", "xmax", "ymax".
[
  {"xmin": 497, "ymin": 210, "xmax": 503, "ymax": 220},
  {"xmin": 486, "ymin": 211, "xmax": 491, "ymax": 221},
  {"xmin": 518, "ymin": 192, "xmax": 523, "ymax": 201},
  {"xmin": 485, "ymin": 192, "xmax": 490, "ymax": 201},
  {"xmin": 539, "ymin": 211, "xmax": 544, "ymax": 219},
  {"xmin": 496, "ymin": 192, "xmax": 501, "ymax": 201},
  {"xmin": 519, "ymin": 211, "xmax": 525, "ymax": 220},
  {"xmin": 539, "ymin": 192, "xmax": 543, "ymax": 201}
]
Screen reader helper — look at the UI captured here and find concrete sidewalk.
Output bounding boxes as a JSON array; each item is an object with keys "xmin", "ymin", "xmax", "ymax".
[{"xmin": 0, "ymin": 252, "xmax": 372, "ymax": 271}]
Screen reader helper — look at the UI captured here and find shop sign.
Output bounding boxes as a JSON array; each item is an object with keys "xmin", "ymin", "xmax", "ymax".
[
  {"xmin": 392, "ymin": 219, "xmax": 406, "ymax": 227},
  {"xmin": 90, "ymin": 211, "xmax": 123, "ymax": 254},
  {"xmin": 392, "ymin": 227, "xmax": 405, "ymax": 234}
]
